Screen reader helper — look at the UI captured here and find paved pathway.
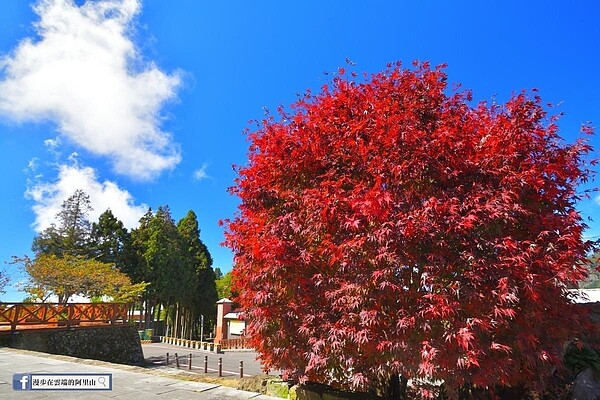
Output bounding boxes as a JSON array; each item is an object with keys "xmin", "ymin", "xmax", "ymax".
[
  {"xmin": 0, "ymin": 348, "xmax": 282, "ymax": 399},
  {"xmin": 143, "ymin": 342, "xmax": 272, "ymax": 377}
]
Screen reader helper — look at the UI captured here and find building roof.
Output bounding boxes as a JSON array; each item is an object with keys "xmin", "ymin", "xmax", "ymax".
[
  {"xmin": 216, "ymin": 298, "xmax": 233, "ymax": 304},
  {"xmin": 224, "ymin": 312, "xmax": 243, "ymax": 320}
]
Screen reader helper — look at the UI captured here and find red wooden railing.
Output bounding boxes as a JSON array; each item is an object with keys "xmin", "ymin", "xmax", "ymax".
[
  {"xmin": 219, "ymin": 337, "xmax": 251, "ymax": 349},
  {"xmin": 0, "ymin": 303, "xmax": 129, "ymax": 332}
]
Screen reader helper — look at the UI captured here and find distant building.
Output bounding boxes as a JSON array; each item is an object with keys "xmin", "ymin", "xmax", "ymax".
[{"xmin": 214, "ymin": 298, "xmax": 246, "ymax": 344}]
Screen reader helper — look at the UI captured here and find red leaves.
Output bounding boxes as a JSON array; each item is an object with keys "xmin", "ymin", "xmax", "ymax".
[
  {"xmin": 456, "ymin": 327, "xmax": 475, "ymax": 351},
  {"xmin": 490, "ymin": 342, "xmax": 513, "ymax": 354},
  {"xmin": 223, "ymin": 61, "xmax": 595, "ymax": 395}
]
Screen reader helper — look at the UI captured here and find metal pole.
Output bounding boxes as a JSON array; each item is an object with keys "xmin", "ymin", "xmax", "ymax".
[
  {"xmin": 175, "ymin": 352, "xmax": 180, "ymax": 368},
  {"xmin": 166, "ymin": 352, "xmax": 169, "ymax": 366},
  {"xmin": 218, "ymin": 357, "xmax": 223, "ymax": 377},
  {"xmin": 188, "ymin": 353, "xmax": 192, "ymax": 370},
  {"xmin": 239, "ymin": 361, "xmax": 243, "ymax": 378},
  {"xmin": 204, "ymin": 355, "xmax": 208, "ymax": 373}
]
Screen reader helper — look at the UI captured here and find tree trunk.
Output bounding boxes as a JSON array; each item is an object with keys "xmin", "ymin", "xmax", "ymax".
[
  {"xmin": 186, "ymin": 307, "xmax": 189, "ymax": 339},
  {"xmin": 130, "ymin": 303, "xmax": 137, "ymax": 324},
  {"xmin": 150, "ymin": 299, "xmax": 157, "ymax": 331},
  {"xmin": 155, "ymin": 303, "xmax": 162, "ymax": 336},
  {"xmin": 189, "ymin": 309, "xmax": 194, "ymax": 340},
  {"xmin": 181, "ymin": 306, "xmax": 185, "ymax": 339},
  {"xmin": 164, "ymin": 303, "xmax": 171, "ymax": 337},
  {"xmin": 174, "ymin": 303, "xmax": 180, "ymax": 338},
  {"xmin": 388, "ymin": 374, "xmax": 407, "ymax": 400},
  {"xmin": 138, "ymin": 300, "xmax": 144, "ymax": 329},
  {"xmin": 144, "ymin": 298, "xmax": 153, "ymax": 330}
]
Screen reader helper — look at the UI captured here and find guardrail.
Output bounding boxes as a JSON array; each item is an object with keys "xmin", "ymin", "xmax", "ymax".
[
  {"xmin": 220, "ymin": 337, "xmax": 251, "ymax": 350},
  {"xmin": 0, "ymin": 303, "xmax": 129, "ymax": 332},
  {"xmin": 159, "ymin": 336, "xmax": 222, "ymax": 353},
  {"xmin": 161, "ymin": 352, "xmax": 246, "ymax": 378}
]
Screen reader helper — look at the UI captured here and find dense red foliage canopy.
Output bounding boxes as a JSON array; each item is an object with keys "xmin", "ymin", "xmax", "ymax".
[{"xmin": 224, "ymin": 62, "xmax": 594, "ymax": 397}]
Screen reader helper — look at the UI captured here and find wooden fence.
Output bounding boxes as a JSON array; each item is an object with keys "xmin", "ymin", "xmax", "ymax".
[
  {"xmin": 219, "ymin": 337, "xmax": 251, "ymax": 350},
  {"xmin": 0, "ymin": 303, "xmax": 129, "ymax": 332}
]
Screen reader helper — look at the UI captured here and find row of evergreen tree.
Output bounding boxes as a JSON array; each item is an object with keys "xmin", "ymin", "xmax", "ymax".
[{"xmin": 31, "ymin": 189, "xmax": 218, "ymax": 339}]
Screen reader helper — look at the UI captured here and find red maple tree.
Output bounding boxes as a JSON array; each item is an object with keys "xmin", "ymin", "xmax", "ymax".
[{"xmin": 223, "ymin": 61, "xmax": 595, "ymax": 398}]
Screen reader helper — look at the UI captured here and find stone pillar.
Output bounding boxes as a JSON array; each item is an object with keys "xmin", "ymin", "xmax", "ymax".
[{"xmin": 214, "ymin": 298, "xmax": 233, "ymax": 344}]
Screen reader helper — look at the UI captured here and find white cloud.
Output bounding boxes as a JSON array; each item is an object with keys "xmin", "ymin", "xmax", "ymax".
[
  {"xmin": 26, "ymin": 162, "xmax": 148, "ymax": 231},
  {"xmin": 193, "ymin": 163, "xmax": 210, "ymax": 181},
  {"xmin": 0, "ymin": 0, "xmax": 182, "ymax": 180},
  {"xmin": 44, "ymin": 138, "xmax": 60, "ymax": 150},
  {"xmin": 26, "ymin": 158, "xmax": 39, "ymax": 172}
]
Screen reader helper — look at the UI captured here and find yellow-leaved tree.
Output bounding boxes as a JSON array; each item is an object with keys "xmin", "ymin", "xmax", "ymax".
[{"xmin": 14, "ymin": 254, "xmax": 147, "ymax": 304}]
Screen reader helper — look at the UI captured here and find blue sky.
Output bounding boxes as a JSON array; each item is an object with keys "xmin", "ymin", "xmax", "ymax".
[{"xmin": 0, "ymin": 0, "xmax": 599, "ymax": 301}]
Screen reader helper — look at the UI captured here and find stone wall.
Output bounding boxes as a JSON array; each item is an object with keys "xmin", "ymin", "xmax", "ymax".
[
  {"xmin": 0, "ymin": 324, "xmax": 144, "ymax": 366},
  {"xmin": 236, "ymin": 377, "xmax": 382, "ymax": 400},
  {"xmin": 288, "ymin": 383, "xmax": 381, "ymax": 400}
]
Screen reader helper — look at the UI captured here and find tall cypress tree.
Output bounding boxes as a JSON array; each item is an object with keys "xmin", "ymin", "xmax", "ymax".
[
  {"xmin": 32, "ymin": 189, "xmax": 93, "ymax": 257},
  {"xmin": 177, "ymin": 210, "xmax": 218, "ymax": 336},
  {"xmin": 132, "ymin": 206, "xmax": 194, "ymax": 332},
  {"xmin": 91, "ymin": 209, "xmax": 139, "ymax": 280}
]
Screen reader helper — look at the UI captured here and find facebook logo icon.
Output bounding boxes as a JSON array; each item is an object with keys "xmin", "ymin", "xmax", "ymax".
[{"xmin": 12, "ymin": 374, "xmax": 30, "ymax": 391}]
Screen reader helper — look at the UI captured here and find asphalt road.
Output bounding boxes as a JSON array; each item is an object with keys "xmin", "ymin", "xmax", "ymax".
[
  {"xmin": 142, "ymin": 342, "xmax": 279, "ymax": 378},
  {"xmin": 0, "ymin": 347, "xmax": 281, "ymax": 400}
]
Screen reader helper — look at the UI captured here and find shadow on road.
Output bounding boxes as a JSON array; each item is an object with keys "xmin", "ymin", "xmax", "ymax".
[{"xmin": 145, "ymin": 355, "xmax": 167, "ymax": 367}]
